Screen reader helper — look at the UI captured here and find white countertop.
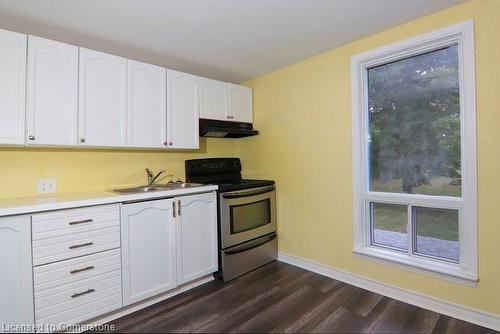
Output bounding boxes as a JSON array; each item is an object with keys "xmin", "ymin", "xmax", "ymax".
[{"xmin": 0, "ymin": 185, "xmax": 218, "ymax": 217}]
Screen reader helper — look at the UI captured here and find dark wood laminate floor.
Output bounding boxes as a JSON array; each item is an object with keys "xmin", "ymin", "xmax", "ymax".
[{"xmin": 96, "ymin": 261, "xmax": 497, "ymax": 333}]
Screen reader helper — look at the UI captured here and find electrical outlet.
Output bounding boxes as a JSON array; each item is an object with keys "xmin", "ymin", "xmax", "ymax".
[{"xmin": 38, "ymin": 178, "xmax": 57, "ymax": 194}]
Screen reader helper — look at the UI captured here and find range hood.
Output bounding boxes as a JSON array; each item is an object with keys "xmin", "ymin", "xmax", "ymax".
[{"xmin": 199, "ymin": 119, "xmax": 259, "ymax": 138}]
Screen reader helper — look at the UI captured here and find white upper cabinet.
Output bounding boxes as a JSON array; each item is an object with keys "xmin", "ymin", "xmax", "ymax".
[
  {"xmin": 166, "ymin": 70, "xmax": 200, "ymax": 149},
  {"xmin": 27, "ymin": 36, "xmax": 79, "ymax": 146},
  {"xmin": 0, "ymin": 29, "xmax": 27, "ymax": 145},
  {"xmin": 121, "ymin": 199, "xmax": 177, "ymax": 306},
  {"xmin": 0, "ymin": 27, "xmax": 256, "ymax": 149},
  {"xmin": 0, "ymin": 216, "xmax": 35, "ymax": 327},
  {"xmin": 79, "ymin": 48, "xmax": 127, "ymax": 147},
  {"xmin": 176, "ymin": 193, "xmax": 218, "ymax": 284},
  {"xmin": 200, "ymin": 78, "xmax": 228, "ymax": 121},
  {"xmin": 228, "ymin": 84, "xmax": 253, "ymax": 123},
  {"xmin": 127, "ymin": 60, "xmax": 166, "ymax": 148},
  {"xmin": 200, "ymin": 78, "xmax": 253, "ymax": 123}
]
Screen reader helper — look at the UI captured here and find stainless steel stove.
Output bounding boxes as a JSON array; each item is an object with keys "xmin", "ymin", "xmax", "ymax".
[{"xmin": 185, "ymin": 158, "xmax": 277, "ymax": 282}]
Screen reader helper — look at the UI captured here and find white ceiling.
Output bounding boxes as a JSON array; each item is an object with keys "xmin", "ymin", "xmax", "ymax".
[{"xmin": 0, "ymin": 0, "xmax": 466, "ymax": 83}]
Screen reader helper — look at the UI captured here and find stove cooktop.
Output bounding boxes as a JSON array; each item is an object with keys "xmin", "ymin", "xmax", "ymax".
[{"xmin": 185, "ymin": 158, "xmax": 274, "ymax": 192}]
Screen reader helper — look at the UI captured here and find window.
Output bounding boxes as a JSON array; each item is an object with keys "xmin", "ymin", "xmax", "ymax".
[{"xmin": 351, "ymin": 21, "xmax": 477, "ymax": 282}]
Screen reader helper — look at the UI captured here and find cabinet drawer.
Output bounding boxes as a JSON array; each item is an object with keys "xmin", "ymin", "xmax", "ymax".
[
  {"xmin": 32, "ymin": 204, "xmax": 119, "ymax": 239},
  {"xmin": 34, "ymin": 249, "xmax": 121, "ymax": 292},
  {"xmin": 32, "ymin": 226, "xmax": 120, "ymax": 266},
  {"xmin": 35, "ymin": 270, "xmax": 122, "ymax": 328}
]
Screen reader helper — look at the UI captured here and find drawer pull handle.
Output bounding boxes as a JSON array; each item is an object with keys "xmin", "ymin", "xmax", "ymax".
[
  {"xmin": 69, "ymin": 219, "xmax": 93, "ymax": 226},
  {"xmin": 69, "ymin": 242, "xmax": 94, "ymax": 250},
  {"xmin": 70, "ymin": 266, "xmax": 95, "ymax": 275},
  {"xmin": 71, "ymin": 288, "xmax": 95, "ymax": 299}
]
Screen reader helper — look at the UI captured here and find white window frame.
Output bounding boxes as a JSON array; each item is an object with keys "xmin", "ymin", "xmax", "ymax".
[{"xmin": 351, "ymin": 20, "xmax": 477, "ymax": 283}]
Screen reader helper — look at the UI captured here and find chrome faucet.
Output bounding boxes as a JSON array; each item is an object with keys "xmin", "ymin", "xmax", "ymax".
[{"xmin": 145, "ymin": 168, "xmax": 166, "ymax": 185}]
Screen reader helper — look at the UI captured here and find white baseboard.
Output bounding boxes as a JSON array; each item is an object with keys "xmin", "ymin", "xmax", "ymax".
[{"xmin": 278, "ymin": 251, "xmax": 500, "ymax": 331}]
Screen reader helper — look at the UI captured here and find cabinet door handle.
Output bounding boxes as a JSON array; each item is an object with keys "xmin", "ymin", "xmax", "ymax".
[
  {"xmin": 71, "ymin": 288, "xmax": 95, "ymax": 299},
  {"xmin": 178, "ymin": 200, "xmax": 181, "ymax": 216},
  {"xmin": 28, "ymin": 135, "xmax": 35, "ymax": 140},
  {"xmin": 173, "ymin": 201, "xmax": 176, "ymax": 218},
  {"xmin": 70, "ymin": 266, "xmax": 95, "ymax": 275},
  {"xmin": 68, "ymin": 219, "xmax": 93, "ymax": 226},
  {"xmin": 69, "ymin": 242, "xmax": 94, "ymax": 250}
]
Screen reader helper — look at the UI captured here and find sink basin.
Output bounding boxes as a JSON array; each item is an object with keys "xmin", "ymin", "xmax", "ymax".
[
  {"xmin": 110, "ymin": 183, "xmax": 204, "ymax": 194},
  {"xmin": 111, "ymin": 185, "xmax": 165, "ymax": 193},
  {"xmin": 162, "ymin": 182, "xmax": 203, "ymax": 189}
]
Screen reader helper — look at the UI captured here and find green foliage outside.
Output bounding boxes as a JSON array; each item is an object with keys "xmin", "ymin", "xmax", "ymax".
[
  {"xmin": 368, "ymin": 46, "xmax": 461, "ymax": 242},
  {"xmin": 368, "ymin": 45, "xmax": 462, "ymax": 196}
]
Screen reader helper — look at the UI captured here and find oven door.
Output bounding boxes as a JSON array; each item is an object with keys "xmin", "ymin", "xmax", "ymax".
[{"xmin": 220, "ymin": 186, "xmax": 276, "ymax": 249}]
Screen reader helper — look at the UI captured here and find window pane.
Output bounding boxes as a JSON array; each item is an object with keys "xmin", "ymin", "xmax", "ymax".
[
  {"xmin": 371, "ymin": 203, "xmax": 407, "ymax": 250},
  {"xmin": 367, "ymin": 45, "xmax": 461, "ymax": 197},
  {"xmin": 414, "ymin": 207, "xmax": 459, "ymax": 262}
]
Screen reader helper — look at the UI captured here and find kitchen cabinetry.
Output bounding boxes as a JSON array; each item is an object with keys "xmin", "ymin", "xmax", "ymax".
[
  {"xmin": 127, "ymin": 60, "xmax": 167, "ymax": 148},
  {"xmin": 166, "ymin": 70, "xmax": 200, "ymax": 149},
  {"xmin": 121, "ymin": 192, "xmax": 218, "ymax": 305},
  {"xmin": 200, "ymin": 79, "xmax": 253, "ymax": 123},
  {"xmin": 79, "ymin": 48, "xmax": 127, "ymax": 147},
  {"xmin": 176, "ymin": 192, "xmax": 218, "ymax": 284},
  {"xmin": 121, "ymin": 199, "xmax": 177, "ymax": 305},
  {"xmin": 0, "ymin": 186, "xmax": 217, "ymax": 328},
  {"xmin": 0, "ymin": 216, "xmax": 35, "ymax": 327},
  {"xmin": 200, "ymin": 78, "xmax": 228, "ymax": 121},
  {"xmin": 31, "ymin": 204, "xmax": 121, "ymax": 266},
  {"xmin": 26, "ymin": 36, "xmax": 79, "ymax": 146},
  {"xmin": 0, "ymin": 27, "xmax": 255, "ymax": 150},
  {"xmin": 31, "ymin": 204, "xmax": 122, "ymax": 328},
  {"xmin": 33, "ymin": 250, "xmax": 122, "ymax": 328},
  {"xmin": 0, "ymin": 29, "xmax": 27, "ymax": 145},
  {"xmin": 228, "ymin": 84, "xmax": 253, "ymax": 123}
]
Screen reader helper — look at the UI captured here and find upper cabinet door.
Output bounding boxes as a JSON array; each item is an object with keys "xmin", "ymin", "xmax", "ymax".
[
  {"xmin": 0, "ymin": 216, "xmax": 35, "ymax": 327},
  {"xmin": 79, "ymin": 48, "xmax": 127, "ymax": 147},
  {"xmin": 0, "ymin": 29, "xmax": 27, "ymax": 145},
  {"xmin": 228, "ymin": 84, "xmax": 253, "ymax": 123},
  {"xmin": 127, "ymin": 60, "xmax": 166, "ymax": 148},
  {"xmin": 166, "ymin": 70, "xmax": 199, "ymax": 149},
  {"xmin": 26, "ymin": 36, "xmax": 78, "ymax": 146},
  {"xmin": 200, "ymin": 78, "xmax": 228, "ymax": 121}
]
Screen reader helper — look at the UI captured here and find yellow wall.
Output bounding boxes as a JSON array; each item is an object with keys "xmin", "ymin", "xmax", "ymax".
[
  {"xmin": 0, "ymin": 138, "xmax": 236, "ymax": 199},
  {"xmin": 239, "ymin": 0, "xmax": 500, "ymax": 315}
]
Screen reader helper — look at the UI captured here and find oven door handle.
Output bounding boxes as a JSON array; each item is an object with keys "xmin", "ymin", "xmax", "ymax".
[
  {"xmin": 222, "ymin": 186, "xmax": 275, "ymax": 199},
  {"xmin": 224, "ymin": 233, "xmax": 277, "ymax": 255}
]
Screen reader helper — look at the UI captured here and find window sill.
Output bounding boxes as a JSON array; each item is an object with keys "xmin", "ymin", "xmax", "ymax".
[{"xmin": 353, "ymin": 246, "xmax": 478, "ymax": 286}]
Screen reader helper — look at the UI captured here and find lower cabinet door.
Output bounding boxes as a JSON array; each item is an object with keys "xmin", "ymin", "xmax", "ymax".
[
  {"xmin": 0, "ymin": 216, "xmax": 35, "ymax": 327},
  {"xmin": 121, "ymin": 199, "xmax": 177, "ymax": 306},
  {"xmin": 177, "ymin": 192, "xmax": 218, "ymax": 284}
]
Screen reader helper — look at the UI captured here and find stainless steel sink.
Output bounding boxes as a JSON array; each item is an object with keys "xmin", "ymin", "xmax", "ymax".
[
  {"xmin": 110, "ymin": 183, "xmax": 204, "ymax": 194},
  {"xmin": 110, "ymin": 185, "xmax": 164, "ymax": 193},
  {"xmin": 163, "ymin": 182, "xmax": 203, "ymax": 189}
]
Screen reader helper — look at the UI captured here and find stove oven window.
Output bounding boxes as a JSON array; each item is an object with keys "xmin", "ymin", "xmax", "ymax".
[{"xmin": 230, "ymin": 199, "xmax": 271, "ymax": 234}]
